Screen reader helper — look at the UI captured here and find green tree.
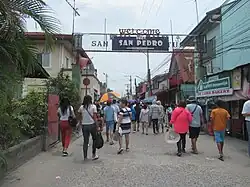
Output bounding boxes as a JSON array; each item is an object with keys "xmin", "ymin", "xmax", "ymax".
[
  {"xmin": 46, "ymin": 71, "xmax": 81, "ymax": 110},
  {"xmin": 0, "ymin": 0, "xmax": 60, "ymax": 103},
  {"xmin": 0, "ymin": 0, "xmax": 60, "ymax": 149}
]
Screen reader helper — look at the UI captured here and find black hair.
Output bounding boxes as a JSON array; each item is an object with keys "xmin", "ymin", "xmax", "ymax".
[
  {"xmin": 120, "ymin": 99, "xmax": 128, "ymax": 106},
  {"xmin": 216, "ymin": 100, "xmax": 224, "ymax": 108},
  {"xmin": 112, "ymin": 99, "xmax": 117, "ymax": 104},
  {"xmin": 60, "ymin": 97, "xmax": 70, "ymax": 115},
  {"xmin": 178, "ymin": 100, "xmax": 186, "ymax": 108},
  {"xmin": 82, "ymin": 95, "xmax": 92, "ymax": 109}
]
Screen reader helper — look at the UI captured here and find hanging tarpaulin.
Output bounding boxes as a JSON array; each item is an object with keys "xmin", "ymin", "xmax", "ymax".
[
  {"xmin": 79, "ymin": 57, "xmax": 89, "ymax": 70},
  {"xmin": 143, "ymin": 96, "xmax": 157, "ymax": 103}
]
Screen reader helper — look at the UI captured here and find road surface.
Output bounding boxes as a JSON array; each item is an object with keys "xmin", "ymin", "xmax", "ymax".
[{"xmin": 1, "ymin": 131, "xmax": 250, "ymax": 187}]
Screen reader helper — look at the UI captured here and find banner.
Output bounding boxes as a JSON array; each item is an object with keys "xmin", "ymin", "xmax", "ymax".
[{"xmin": 112, "ymin": 36, "xmax": 169, "ymax": 51}]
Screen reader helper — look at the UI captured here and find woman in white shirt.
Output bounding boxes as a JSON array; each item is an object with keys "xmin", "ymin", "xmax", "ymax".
[
  {"xmin": 57, "ymin": 97, "xmax": 75, "ymax": 157},
  {"xmin": 78, "ymin": 95, "xmax": 99, "ymax": 160},
  {"xmin": 140, "ymin": 104, "xmax": 149, "ymax": 135}
]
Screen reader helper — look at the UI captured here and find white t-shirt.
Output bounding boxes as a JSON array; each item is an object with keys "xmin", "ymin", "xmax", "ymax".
[
  {"xmin": 112, "ymin": 104, "xmax": 120, "ymax": 122},
  {"xmin": 242, "ymin": 100, "xmax": 250, "ymax": 121},
  {"xmin": 78, "ymin": 104, "xmax": 97, "ymax": 125},
  {"xmin": 57, "ymin": 106, "xmax": 74, "ymax": 121}
]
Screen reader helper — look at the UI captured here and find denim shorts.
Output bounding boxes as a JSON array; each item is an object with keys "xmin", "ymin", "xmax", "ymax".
[
  {"xmin": 214, "ymin": 130, "xmax": 225, "ymax": 143},
  {"xmin": 106, "ymin": 121, "xmax": 115, "ymax": 131}
]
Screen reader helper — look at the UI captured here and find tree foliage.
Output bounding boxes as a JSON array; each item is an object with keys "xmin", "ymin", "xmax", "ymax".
[{"xmin": 46, "ymin": 71, "xmax": 81, "ymax": 109}]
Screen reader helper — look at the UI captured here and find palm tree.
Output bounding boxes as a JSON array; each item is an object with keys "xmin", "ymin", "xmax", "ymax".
[{"xmin": 0, "ymin": 0, "xmax": 61, "ymax": 100}]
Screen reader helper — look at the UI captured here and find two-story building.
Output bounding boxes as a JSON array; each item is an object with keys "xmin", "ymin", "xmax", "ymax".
[
  {"xmin": 181, "ymin": 1, "xmax": 250, "ymax": 139},
  {"xmin": 22, "ymin": 32, "xmax": 82, "ymax": 96},
  {"xmin": 168, "ymin": 49, "xmax": 195, "ymax": 104},
  {"xmin": 151, "ymin": 73, "xmax": 169, "ymax": 105},
  {"xmin": 80, "ymin": 63, "xmax": 101, "ymax": 102}
]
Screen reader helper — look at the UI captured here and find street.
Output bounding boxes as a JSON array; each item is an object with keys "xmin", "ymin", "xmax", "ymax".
[{"xmin": 1, "ymin": 132, "xmax": 250, "ymax": 187}]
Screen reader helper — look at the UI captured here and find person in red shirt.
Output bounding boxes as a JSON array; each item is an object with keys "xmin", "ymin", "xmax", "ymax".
[{"xmin": 170, "ymin": 101, "xmax": 192, "ymax": 157}]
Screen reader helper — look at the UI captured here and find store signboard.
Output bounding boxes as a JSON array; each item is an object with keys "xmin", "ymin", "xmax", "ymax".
[{"xmin": 197, "ymin": 77, "xmax": 233, "ymax": 97}]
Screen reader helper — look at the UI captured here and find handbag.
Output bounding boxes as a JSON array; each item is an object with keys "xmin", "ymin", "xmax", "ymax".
[
  {"xmin": 68, "ymin": 106, "xmax": 77, "ymax": 127},
  {"xmin": 96, "ymin": 132, "xmax": 104, "ymax": 149},
  {"xmin": 164, "ymin": 127, "xmax": 180, "ymax": 144}
]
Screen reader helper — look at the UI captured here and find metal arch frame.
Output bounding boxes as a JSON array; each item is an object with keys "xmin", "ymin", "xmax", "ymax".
[{"xmin": 74, "ymin": 32, "xmax": 205, "ymax": 54}]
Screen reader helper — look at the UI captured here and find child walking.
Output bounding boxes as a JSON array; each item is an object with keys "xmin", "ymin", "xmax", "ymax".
[{"xmin": 140, "ymin": 104, "xmax": 149, "ymax": 135}]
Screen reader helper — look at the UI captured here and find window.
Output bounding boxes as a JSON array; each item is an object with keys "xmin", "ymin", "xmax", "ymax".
[
  {"xmin": 65, "ymin": 57, "xmax": 69, "ymax": 68},
  {"xmin": 37, "ymin": 53, "xmax": 51, "ymax": 68},
  {"xmin": 207, "ymin": 37, "xmax": 216, "ymax": 58}
]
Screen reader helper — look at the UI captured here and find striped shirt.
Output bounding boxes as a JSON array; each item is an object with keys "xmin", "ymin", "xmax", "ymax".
[{"xmin": 119, "ymin": 107, "xmax": 132, "ymax": 124}]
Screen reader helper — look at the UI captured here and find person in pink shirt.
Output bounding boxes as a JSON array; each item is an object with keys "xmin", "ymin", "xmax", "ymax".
[{"xmin": 170, "ymin": 100, "xmax": 192, "ymax": 157}]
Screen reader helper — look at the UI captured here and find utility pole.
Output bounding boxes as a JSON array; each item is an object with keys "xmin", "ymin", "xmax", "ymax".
[
  {"xmin": 103, "ymin": 73, "xmax": 108, "ymax": 92},
  {"xmin": 65, "ymin": 0, "xmax": 80, "ymax": 34},
  {"xmin": 134, "ymin": 78, "xmax": 137, "ymax": 99},
  {"xmin": 194, "ymin": 0, "xmax": 199, "ymax": 24},
  {"xmin": 146, "ymin": 51, "xmax": 152, "ymax": 96},
  {"xmin": 129, "ymin": 75, "xmax": 132, "ymax": 98},
  {"xmin": 125, "ymin": 84, "xmax": 130, "ymax": 99}
]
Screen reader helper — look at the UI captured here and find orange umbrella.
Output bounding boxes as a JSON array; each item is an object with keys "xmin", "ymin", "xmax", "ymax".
[{"xmin": 99, "ymin": 91, "xmax": 121, "ymax": 103}]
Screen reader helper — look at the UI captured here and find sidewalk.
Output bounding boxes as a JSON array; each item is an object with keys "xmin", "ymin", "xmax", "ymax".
[{"xmin": 1, "ymin": 132, "xmax": 250, "ymax": 187}]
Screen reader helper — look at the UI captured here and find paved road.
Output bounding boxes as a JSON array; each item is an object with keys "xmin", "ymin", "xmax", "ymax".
[{"xmin": 1, "ymin": 131, "xmax": 250, "ymax": 187}]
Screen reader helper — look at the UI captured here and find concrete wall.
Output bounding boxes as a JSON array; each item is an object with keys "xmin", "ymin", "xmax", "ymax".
[
  {"xmin": 221, "ymin": 0, "xmax": 250, "ymax": 71},
  {"xmin": 3, "ymin": 136, "xmax": 42, "ymax": 172}
]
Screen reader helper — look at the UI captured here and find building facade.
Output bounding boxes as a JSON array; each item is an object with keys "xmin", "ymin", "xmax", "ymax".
[
  {"xmin": 22, "ymin": 32, "xmax": 81, "ymax": 97},
  {"xmin": 80, "ymin": 66, "xmax": 101, "ymax": 102},
  {"xmin": 181, "ymin": 1, "xmax": 250, "ymax": 139}
]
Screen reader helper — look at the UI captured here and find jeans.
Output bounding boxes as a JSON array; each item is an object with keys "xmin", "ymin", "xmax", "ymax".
[
  {"xmin": 177, "ymin": 133, "xmax": 186, "ymax": 153},
  {"xmin": 152, "ymin": 119, "xmax": 159, "ymax": 133},
  {"xmin": 82, "ymin": 124, "xmax": 97, "ymax": 159},
  {"xmin": 246, "ymin": 121, "xmax": 250, "ymax": 156}
]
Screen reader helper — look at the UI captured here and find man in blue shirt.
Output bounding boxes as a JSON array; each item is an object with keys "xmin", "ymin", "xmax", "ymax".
[{"xmin": 104, "ymin": 99, "xmax": 115, "ymax": 145}]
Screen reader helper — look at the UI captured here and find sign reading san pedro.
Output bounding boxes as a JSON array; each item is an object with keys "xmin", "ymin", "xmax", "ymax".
[
  {"xmin": 197, "ymin": 77, "xmax": 233, "ymax": 97},
  {"xmin": 112, "ymin": 29, "xmax": 169, "ymax": 52}
]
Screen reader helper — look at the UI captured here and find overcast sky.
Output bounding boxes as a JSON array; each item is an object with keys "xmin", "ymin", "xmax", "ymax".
[{"xmin": 27, "ymin": 0, "xmax": 224, "ymax": 95}]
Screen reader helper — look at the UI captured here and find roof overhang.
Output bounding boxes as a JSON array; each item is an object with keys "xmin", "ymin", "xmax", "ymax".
[
  {"xmin": 25, "ymin": 63, "xmax": 50, "ymax": 79},
  {"xmin": 180, "ymin": 7, "xmax": 221, "ymax": 47}
]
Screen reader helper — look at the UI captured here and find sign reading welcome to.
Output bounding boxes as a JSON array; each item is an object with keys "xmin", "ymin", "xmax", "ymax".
[{"xmin": 197, "ymin": 77, "xmax": 233, "ymax": 97}]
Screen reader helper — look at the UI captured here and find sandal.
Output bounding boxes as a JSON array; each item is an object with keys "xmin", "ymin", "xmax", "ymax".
[
  {"xmin": 126, "ymin": 148, "xmax": 130, "ymax": 152},
  {"xmin": 117, "ymin": 148, "xmax": 123, "ymax": 154}
]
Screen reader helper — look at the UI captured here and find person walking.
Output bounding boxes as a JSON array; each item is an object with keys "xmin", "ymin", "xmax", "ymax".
[
  {"xmin": 157, "ymin": 100, "xmax": 165, "ymax": 133},
  {"xmin": 170, "ymin": 101, "xmax": 192, "ymax": 157},
  {"xmin": 186, "ymin": 96, "xmax": 204, "ymax": 154},
  {"xmin": 130, "ymin": 103, "xmax": 136, "ymax": 133},
  {"xmin": 112, "ymin": 99, "xmax": 120, "ymax": 134},
  {"xmin": 57, "ymin": 97, "xmax": 76, "ymax": 157},
  {"xmin": 242, "ymin": 99, "xmax": 250, "ymax": 157},
  {"xmin": 117, "ymin": 99, "xmax": 132, "ymax": 154},
  {"xmin": 104, "ymin": 99, "xmax": 115, "ymax": 145},
  {"xmin": 135, "ymin": 102, "xmax": 141, "ymax": 132},
  {"xmin": 78, "ymin": 95, "xmax": 99, "ymax": 160},
  {"xmin": 140, "ymin": 104, "xmax": 149, "ymax": 135},
  {"xmin": 211, "ymin": 100, "xmax": 230, "ymax": 161},
  {"xmin": 149, "ymin": 101, "xmax": 161, "ymax": 134}
]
